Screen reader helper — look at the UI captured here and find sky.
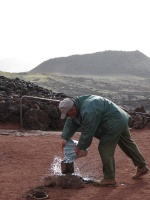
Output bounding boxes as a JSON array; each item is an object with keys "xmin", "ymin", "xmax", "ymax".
[{"xmin": 0, "ymin": 0, "xmax": 150, "ymax": 72}]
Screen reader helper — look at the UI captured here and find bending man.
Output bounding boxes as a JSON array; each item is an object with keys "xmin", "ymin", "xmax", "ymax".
[{"xmin": 59, "ymin": 95, "xmax": 149, "ymax": 187}]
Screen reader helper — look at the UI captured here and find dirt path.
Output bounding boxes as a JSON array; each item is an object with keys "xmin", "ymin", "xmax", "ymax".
[{"xmin": 0, "ymin": 125, "xmax": 150, "ymax": 200}]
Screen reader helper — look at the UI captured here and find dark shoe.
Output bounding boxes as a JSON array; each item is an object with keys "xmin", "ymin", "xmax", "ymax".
[
  {"xmin": 132, "ymin": 165, "xmax": 149, "ymax": 179},
  {"xmin": 93, "ymin": 178, "xmax": 117, "ymax": 187}
]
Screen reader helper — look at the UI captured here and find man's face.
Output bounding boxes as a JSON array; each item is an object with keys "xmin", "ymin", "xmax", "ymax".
[{"xmin": 66, "ymin": 106, "xmax": 77, "ymax": 118}]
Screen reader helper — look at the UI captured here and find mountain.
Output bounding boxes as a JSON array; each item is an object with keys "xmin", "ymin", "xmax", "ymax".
[{"xmin": 29, "ymin": 50, "xmax": 150, "ymax": 77}]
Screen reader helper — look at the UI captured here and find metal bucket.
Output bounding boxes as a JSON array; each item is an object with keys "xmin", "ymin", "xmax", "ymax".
[{"xmin": 61, "ymin": 159, "xmax": 74, "ymax": 174}]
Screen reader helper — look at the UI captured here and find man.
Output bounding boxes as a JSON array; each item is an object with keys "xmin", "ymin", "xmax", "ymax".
[{"xmin": 59, "ymin": 95, "xmax": 149, "ymax": 187}]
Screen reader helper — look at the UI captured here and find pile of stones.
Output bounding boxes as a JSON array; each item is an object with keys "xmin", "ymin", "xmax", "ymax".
[
  {"xmin": 128, "ymin": 106, "xmax": 150, "ymax": 129},
  {"xmin": 0, "ymin": 76, "xmax": 67, "ymax": 130},
  {"xmin": 0, "ymin": 76, "xmax": 150, "ymax": 130}
]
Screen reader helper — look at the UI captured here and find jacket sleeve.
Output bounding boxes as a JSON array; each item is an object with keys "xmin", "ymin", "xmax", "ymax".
[
  {"xmin": 77, "ymin": 111, "xmax": 102, "ymax": 150},
  {"xmin": 61, "ymin": 117, "xmax": 80, "ymax": 141}
]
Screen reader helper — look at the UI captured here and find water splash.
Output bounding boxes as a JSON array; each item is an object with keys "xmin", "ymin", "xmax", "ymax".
[
  {"xmin": 74, "ymin": 162, "xmax": 81, "ymax": 176},
  {"xmin": 42, "ymin": 156, "xmax": 94, "ymax": 183},
  {"xmin": 50, "ymin": 156, "xmax": 62, "ymax": 175},
  {"xmin": 45, "ymin": 156, "xmax": 81, "ymax": 176}
]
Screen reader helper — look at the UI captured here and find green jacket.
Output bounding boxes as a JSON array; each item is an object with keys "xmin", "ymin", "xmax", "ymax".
[{"xmin": 62, "ymin": 95, "xmax": 131, "ymax": 150}]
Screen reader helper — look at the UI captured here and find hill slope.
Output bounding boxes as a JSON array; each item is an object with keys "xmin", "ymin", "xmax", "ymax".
[{"xmin": 29, "ymin": 50, "xmax": 150, "ymax": 77}]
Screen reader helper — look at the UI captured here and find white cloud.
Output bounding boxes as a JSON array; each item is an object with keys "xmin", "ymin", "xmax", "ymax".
[{"xmin": 0, "ymin": 0, "xmax": 150, "ymax": 72}]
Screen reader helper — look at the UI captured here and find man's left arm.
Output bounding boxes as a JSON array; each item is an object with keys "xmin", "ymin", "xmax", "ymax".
[{"xmin": 77, "ymin": 111, "xmax": 102, "ymax": 150}]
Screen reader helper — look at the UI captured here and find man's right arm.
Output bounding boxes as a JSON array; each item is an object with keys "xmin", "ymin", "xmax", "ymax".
[{"xmin": 61, "ymin": 117, "xmax": 80, "ymax": 140}]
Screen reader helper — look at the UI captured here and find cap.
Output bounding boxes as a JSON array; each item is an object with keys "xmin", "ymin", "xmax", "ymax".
[{"xmin": 59, "ymin": 98, "xmax": 74, "ymax": 119}]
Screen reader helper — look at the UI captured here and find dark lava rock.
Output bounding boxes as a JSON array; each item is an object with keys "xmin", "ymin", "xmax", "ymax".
[
  {"xmin": 0, "ymin": 75, "xmax": 150, "ymax": 130},
  {"xmin": 0, "ymin": 76, "xmax": 68, "ymax": 130}
]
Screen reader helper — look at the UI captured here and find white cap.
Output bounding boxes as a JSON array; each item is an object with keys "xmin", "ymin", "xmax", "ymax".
[{"xmin": 59, "ymin": 98, "xmax": 74, "ymax": 119}]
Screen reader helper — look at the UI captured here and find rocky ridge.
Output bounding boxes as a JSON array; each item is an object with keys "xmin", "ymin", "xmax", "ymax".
[{"xmin": 0, "ymin": 76, "xmax": 150, "ymax": 130}]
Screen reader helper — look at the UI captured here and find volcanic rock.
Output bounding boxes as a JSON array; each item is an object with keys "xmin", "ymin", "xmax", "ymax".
[
  {"xmin": 0, "ymin": 75, "xmax": 150, "ymax": 130},
  {"xmin": 44, "ymin": 175, "xmax": 84, "ymax": 189}
]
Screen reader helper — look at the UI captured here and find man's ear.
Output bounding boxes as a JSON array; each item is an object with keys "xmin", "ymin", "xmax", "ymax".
[
  {"xmin": 71, "ymin": 106, "xmax": 76, "ymax": 111},
  {"xmin": 71, "ymin": 106, "xmax": 77, "ymax": 116}
]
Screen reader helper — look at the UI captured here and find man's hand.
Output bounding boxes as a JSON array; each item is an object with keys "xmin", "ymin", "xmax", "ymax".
[
  {"xmin": 61, "ymin": 140, "xmax": 67, "ymax": 150},
  {"xmin": 74, "ymin": 146, "xmax": 81, "ymax": 155},
  {"xmin": 75, "ymin": 146, "xmax": 88, "ymax": 159}
]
